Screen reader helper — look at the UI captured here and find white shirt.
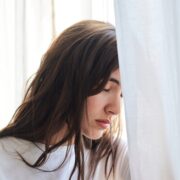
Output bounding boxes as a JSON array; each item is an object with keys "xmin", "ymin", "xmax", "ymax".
[{"xmin": 0, "ymin": 137, "xmax": 130, "ymax": 180}]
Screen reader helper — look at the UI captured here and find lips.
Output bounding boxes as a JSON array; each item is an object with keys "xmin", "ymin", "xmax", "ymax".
[{"xmin": 95, "ymin": 119, "xmax": 110, "ymax": 129}]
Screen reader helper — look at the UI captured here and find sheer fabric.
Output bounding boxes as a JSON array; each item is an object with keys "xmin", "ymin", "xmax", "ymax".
[{"xmin": 114, "ymin": 0, "xmax": 180, "ymax": 179}]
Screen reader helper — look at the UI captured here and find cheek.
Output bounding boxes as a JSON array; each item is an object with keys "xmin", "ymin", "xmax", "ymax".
[{"xmin": 86, "ymin": 95, "xmax": 103, "ymax": 116}]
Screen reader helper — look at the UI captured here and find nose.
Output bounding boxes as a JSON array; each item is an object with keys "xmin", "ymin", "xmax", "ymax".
[{"xmin": 105, "ymin": 95, "xmax": 121, "ymax": 116}]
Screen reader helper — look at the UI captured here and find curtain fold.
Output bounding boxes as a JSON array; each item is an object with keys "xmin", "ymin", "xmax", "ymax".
[
  {"xmin": 0, "ymin": 0, "xmax": 52, "ymax": 128},
  {"xmin": 114, "ymin": 0, "xmax": 180, "ymax": 179}
]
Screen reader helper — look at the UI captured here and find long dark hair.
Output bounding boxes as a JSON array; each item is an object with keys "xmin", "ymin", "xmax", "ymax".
[{"xmin": 0, "ymin": 20, "xmax": 120, "ymax": 180}]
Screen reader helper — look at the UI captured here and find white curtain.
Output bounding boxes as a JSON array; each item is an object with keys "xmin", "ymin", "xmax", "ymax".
[
  {"xmin": 0, "ymin": 0, "xmax": 53, "ymax": 128},
  {"xmin": 114, "ymin": 0, "xmax": 180, "ymax": 179},
  {"xmin": 54, "ymin": 0, "xmax": 115, "ymax": 35}
]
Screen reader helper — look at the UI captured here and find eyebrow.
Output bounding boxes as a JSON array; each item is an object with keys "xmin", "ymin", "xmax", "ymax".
[{"xmin": 109, "ymin": 78, "xmax": 120, "ymax": 86}]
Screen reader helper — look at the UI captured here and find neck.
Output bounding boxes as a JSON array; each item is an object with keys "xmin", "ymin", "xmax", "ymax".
[{"xmin": 49, "ymin": 124, "xmax": 75, "ymax": 145}]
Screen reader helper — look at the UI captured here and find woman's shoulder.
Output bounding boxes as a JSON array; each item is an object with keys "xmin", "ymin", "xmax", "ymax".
[
  {"xmin": 0, "ymin": 137, "xmax": 27, "ymax": 178},
  {"xmin": 0, "ymin": 136, "xmax": 42, "ymax": 166},
  {"xmin": 0, "ymin": 136, "xmax": 32, "ymax": 152},
  {"xmin": 0, "ymin": 137, "xmax": 32, "ymax": 164},
  {"xmin": 0, "ymin": 136, "xmax": 20, "ymax": 152}
]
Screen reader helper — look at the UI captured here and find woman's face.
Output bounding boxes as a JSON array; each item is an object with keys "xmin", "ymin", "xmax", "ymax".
[{"xmin": 82, "ymin": 69, "xmax": 122, "ymax": 140}]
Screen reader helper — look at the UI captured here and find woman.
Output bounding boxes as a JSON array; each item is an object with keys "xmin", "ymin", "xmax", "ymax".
[{"xmin": 0, "ymin": 20, "xmax": 130, "ymax": 180}]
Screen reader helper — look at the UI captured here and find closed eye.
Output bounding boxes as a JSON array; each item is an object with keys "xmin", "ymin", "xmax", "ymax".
[{"xmin": 103, "ymin": 88, "xmax": 110, "ymax": 92}]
